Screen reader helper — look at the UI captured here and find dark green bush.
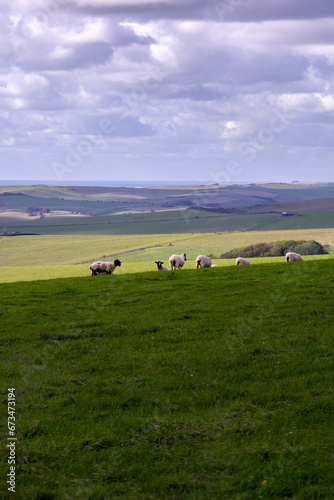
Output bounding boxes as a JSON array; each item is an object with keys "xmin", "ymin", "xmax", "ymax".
[
  {"xmin": 220, "ymin": 243, "xmax": 273, "ymax": 259},
  {"xmin": 294, "ymin": 240, "xmax": 327, "ymax": 255},
  {"xmin": 220, "ymin": 240, "xmax": 328, "ymax": 259},
  {"xmin": 267, "ymin": 240, "xmax": 328, "ymax": 256}
]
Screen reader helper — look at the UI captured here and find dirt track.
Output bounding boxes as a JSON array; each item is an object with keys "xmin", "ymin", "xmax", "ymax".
[{"xmin": 76, "ymin": 245, "xmax": 163, "ymax": 264}]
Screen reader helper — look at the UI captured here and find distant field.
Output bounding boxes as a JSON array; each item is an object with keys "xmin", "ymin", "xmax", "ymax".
[
  {"xmin": 1, "ymin": 210, "xmax": 334, "ymax": 235},
  {"xmin": 255, "ymin": 212, "xmax": 334, "ymax": 231},
  {"xmin": 1, "ymin": 183, "xmax": 334, "ymax": 226},
  {"xmin": 0, "ymin": 234, "xmax": 199, "ymax": 267},
  {"xmin": 0, "ymin": 210, "xmax": 90, "ymax": 221},
  {"xmin": 241, "ymin": 197, "xmax": 334, "ymax": 215},
  {"xmin": 0, "ymin": 194, "xmax": 124, "ymax": 216},
  {"xmin": 0, "ymin": 211, "xmax": 33, "ymax": 220},
  {"xmin": 1, "ymin": 254, "xmax": 333, "ymax": 284},
  {"xmin": 1, "ymin": 229, "xmax": 334, "ymax": 266},
  {"xmin": 1, "ymin": 182, "xmax": 334, "ymax": 236},
  {"xmin": 1, "ymin": 229, "xmax": 333, "ymax": 283}
]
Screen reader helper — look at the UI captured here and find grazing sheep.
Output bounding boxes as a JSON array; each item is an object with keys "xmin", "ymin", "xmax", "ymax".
[
  {"xmin": 195, "ymin": 255, "xmax": 212, "ymax": 268},
  {"xmin": 236, "ymin": 257, "xmax": 250, "ymax": 265},
  {"xmin": 211, "ymin": 264, "xmax": 219, "ymax": 268},
  {"xmin": 285, "ymin": 252, "xmax": 303, "ymax": 262},
  {"xmin": 169, "ymin": 253, "xmax": 187, "ymax": 270},
  {"xmin": 155, "ymin": 260, "xmax": 170, "ymax": 271},
  {"xmin": 90, "ymin": 259, "xmax": 121, "ymax": 275}
]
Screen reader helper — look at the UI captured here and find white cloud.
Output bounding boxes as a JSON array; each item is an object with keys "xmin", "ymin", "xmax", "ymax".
[
  {"xmin": 49, "ymin": 45, "xmax": 75, "ymax": 60},
  {"xmin": 56, "ymin": 18, "xmax": 109, "ymax": 45},
  {"xmin": 0, "ymin": 69, "xmax": 49, "ymax": 98}
]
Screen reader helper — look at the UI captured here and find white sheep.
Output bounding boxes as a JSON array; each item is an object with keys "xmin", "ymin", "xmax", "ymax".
[
  {"xmin": 211, "ymin": 264, "xmax": 219, "ymax": 268},
  {"xmin": 236, "ymin": 257, "xmax": 250, "ymax": 265},
  {"xmin": 195, "ymin": 255, "xmax": 212, "ymax": 268},
  {"xmin": 285, "ymin": 252, "xmax": 303, "ymax": 262},
  {"xmin": 155, "ymin": 260, "xmax": 170, "ymax": 271},
  {"xmin": 90, "ymin": 259, "xmax": 121, "ymax": 275},
  {"xmin": 169, "ymin": 253, "xmax": 187, "ymax": 270}
]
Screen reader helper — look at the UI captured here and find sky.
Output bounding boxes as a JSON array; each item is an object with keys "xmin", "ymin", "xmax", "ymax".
[{"xmin": 1, "ymin": 0, "xmax": 334, "ymax": 185}]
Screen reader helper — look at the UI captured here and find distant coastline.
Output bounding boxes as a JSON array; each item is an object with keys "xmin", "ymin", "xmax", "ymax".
[
  {"xmin": 0, "ymin": 180, "xmax": 247, "ymax": 188},
  {"xmin": 0, "ymin": 180, "xmax": 331, "ymax": 188}
]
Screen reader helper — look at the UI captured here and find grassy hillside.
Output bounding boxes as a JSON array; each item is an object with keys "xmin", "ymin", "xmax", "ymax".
[
  {"xmin": 1, "ymin": 230, "xmax": 333, "ymax": 284},
  {"xmin": 0, "ymin": 194, "xmax": 127, "ymax": 215},
  {"xmin": 0, "ymin": 234, "xmax": 196, "ymax": 267},
  {"xmin": 1, "ymin": 183, "xmax": 334, "ymax": 223},
  {"xmin": 239, "ymin": 197, "xmax": 334, "ymax": 215},
  {"xmin": 1, "ymin": 255, "xmax": 333, "ymax": 284},
  {"xmin": 1, "ymin": 209, "xmax": 334, "ymax": 235},
  {"xmin": 0, "ymin": 260, "xmax": 333, "ymax": 499},
  {"xmin": 254, "ymin": 212, "xmax": 334, "ymax": 231},
  {"xmin": 1, "ymin": 230, "xmax": 333, "ymax": 268},
  {"xmin": 1, "ymin": 183, "xmax": 333, "ymax": 235}
]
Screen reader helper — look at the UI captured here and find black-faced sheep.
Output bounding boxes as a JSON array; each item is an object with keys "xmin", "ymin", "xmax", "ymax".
[
  {"xmin": 195, "ymin": 255, "xmax": 212, "ymax": 268},
  {"xmin": 169, "ymin": 253, "xmax": 187, "ymax": 270},
  {"xmin": 236, "ymin": 257, "xmax": 250, "ymax": 265},
  {"xmin": 155, "ymin": 260, "xmax": 170, "ymax": 271},
  {"xmin": 285, "ymin": 252, "xmax": 303, "ymax": 262},
  {"xmin": 90, "ymin": 259, "xmax": 121, "ymax": 275}
]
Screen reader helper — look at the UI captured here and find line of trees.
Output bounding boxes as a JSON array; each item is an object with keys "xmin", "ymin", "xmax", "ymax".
[{"xmin": 26, "ymin": 207, "xmax": 50, "ymax": 216}]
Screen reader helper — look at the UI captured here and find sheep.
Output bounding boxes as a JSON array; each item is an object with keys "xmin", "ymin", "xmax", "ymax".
[
  {"xmin": 285, "ymin": 252, "xmax": 303, "ymax": 262},
  {"xmin": 211, "ymin": 264, "xmax": 219, "ymax": 268},
  {"xmin": 236, "ymin": 257, "xmax": 250, "ymax": 265},
  {"xmin": 155, "ymin": 260, "xmax": 170, "ymax": 271},
  {"xmin": 169, "ymin": 253, "xmax": 187, "ymax": 270},
  {"xmin": 90, "ymin": 259, "xmax": 121, "ymax": 275},
  {"xmin": 195, "ymin": 255, "xmax": 212, "ymax": 268}
]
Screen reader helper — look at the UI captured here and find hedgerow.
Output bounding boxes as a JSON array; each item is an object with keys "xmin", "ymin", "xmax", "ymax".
[{"xmin": 220, "ymin": 240, "xmax": 328, "ymax": 259}]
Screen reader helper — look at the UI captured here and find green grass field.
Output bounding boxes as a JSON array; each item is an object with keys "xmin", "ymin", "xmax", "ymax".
[
  {"xmin": 0, "ymin": 259, "xmax": 333, "ymax": 499},
  {"xmin": 1, "ymin": 183, "xmax": 333, "ymax": 498},
  {"xmin": 1, "ymin": 229, "xmax": 333, "ymax": 283},
  {"xmin": 1, "ymin": 255, "xmax": 333, "ymax": 284},
  {"xmin": 2, "ymin": 209, "xmax": 334, "ymax": 235}
]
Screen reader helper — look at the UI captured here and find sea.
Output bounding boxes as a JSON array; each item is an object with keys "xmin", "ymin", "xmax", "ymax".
[
  {"xmin": 0, "ymin": 180, "xmax": 325, "ymax": 188},
  {"xmin": 0, "ymin": 180, "xmax": 251, "ymax": 188}
]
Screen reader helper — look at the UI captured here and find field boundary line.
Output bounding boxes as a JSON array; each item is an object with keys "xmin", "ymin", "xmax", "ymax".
[{"xmin": 74, "ymin": 244, "xmax": 163, "ymax": 264}]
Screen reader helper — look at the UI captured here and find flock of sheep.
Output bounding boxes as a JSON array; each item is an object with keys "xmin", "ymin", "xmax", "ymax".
[{"xmin": 89, "ymin": 251, "xmax": 303, "ymax": 275}]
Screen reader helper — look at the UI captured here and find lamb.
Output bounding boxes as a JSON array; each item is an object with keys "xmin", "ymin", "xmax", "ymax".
[
  {"xmin": 236, "ymin": 257, "xmax": 250, "ymax": 265},
  {"xmin": 169, "ymin": 253, "xmax": 187, "ymax": 270},
  {"xmin": 195, "ymin": 255, "xmax": 212, "ymax": 268},
  {"xmin": 155, "ymin": 260, "xmax": 170, "ymax": 271},
  {"xmin": 285, "ymin": 252, "xmax": 303, "ymax": 262},
  {"xmin": 90, "ymin": 259, "xmax": 121, "ymax": 275}
]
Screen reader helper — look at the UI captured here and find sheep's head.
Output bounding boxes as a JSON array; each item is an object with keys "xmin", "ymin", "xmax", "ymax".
[
  {"xmin": 114, "ymin": 259, "xmax": 121, "ymax": 267},
  {"xmin": 184, "ymin": 253, "xmax": 187, "ymax": 261},
  {"xmin": 155, "ymin": 261, "xmax": 163, "ymax": 266}
]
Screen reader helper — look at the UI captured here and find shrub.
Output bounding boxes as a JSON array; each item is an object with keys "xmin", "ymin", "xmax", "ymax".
[
  {"xmin": 268, "ymin": 240, "xmax": 328, "ymax": 256},
  {"xmin": 220, "ymin": 240, "xmax": 328, "ymax": 259},
  {"xmin": 294, "ymin": 240, "xmax": 327, "ymax": 255},
  {"xmin": 220, "ymin": 243, "xmax": 273, "ymax": 259}
]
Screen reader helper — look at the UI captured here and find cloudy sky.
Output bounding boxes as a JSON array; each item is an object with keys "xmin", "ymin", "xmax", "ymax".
[{"xmin": 1, "ymin": 0, "xmax": 334, "ymax": 184}]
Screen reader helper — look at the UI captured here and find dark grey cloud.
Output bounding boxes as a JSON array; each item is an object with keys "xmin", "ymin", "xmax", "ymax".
[
  {"xmin": 15, "ymin": 42, "xmax": 113, "ymax": 71},
  {"xmin": 68, "ymin": 0, "xmax": 334, "ymax": 23}
]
